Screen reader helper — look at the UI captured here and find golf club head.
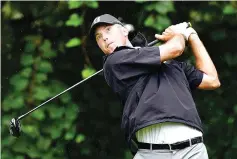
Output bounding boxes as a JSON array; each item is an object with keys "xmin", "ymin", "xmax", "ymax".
[{"xmin": 9, "ymin": 118, "xmax": 21, "ymax": 137}]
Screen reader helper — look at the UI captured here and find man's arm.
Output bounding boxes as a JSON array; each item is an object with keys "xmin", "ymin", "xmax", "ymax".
[
  {"xmin": 188, "ymin": 33, "xmax": 221, "ymax": 90},
  {"xmin": 155, "ymin": 27, "xmax": 186, "ymax": 62}
]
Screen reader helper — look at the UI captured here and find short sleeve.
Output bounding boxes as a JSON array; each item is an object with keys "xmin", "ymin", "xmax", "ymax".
[{"xmin": 179, "ymin": 61, "xmax": 204, "ymax": 90}]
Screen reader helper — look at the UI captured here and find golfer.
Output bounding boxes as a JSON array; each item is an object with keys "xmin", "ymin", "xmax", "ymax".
[{"xmin": 89, "ymin": 14, "xmax": 220, "ymax": 159}]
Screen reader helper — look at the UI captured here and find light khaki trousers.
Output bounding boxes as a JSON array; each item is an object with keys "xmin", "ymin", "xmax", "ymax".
[{"xmin": 133, "ymin": 143, "xmax": 208, "ymax": 159}]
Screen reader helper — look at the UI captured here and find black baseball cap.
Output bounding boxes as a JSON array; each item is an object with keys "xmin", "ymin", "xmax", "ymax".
[{"xmin": 89, "ymin": 14, "xmax": 123, "ymax": 41}]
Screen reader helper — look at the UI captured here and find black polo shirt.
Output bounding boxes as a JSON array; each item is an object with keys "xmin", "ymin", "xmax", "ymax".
[{"xmin": 103, "ymin": 36, "xmax": 204, "ymax": 153}]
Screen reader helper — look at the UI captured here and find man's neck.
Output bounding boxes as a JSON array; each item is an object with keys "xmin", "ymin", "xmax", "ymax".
[{"xmin": 126, "ymin": 39, "xmax": 133, "ymax": 48}]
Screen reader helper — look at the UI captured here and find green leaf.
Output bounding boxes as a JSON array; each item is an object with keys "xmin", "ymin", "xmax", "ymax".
[
  {"xmin": 65, "ymin": 103, "xmax": 78, "ymax": 121},
  {"xmin": 31, "ymin": 109, "xmax": 45, "ymax": 120},
  {"xmin": 2, "ymin": 95, "xmax": 24, "ymax": 110},
  {"xmin": 39, "ymin": 39, "xmax": 51, "ymax": 51},
  {"xmin": 20, "ymin": 67, "xmax": 32, "ymax": 78},
  {"xmin": 65, "ymin": 13, "xmax": 83, "ymax": 27},
  {"xmin": 227, "ymin": 116, "xmax": 235, "ymax": 124},
  {"xmin": 62, "ymin": 120, "xmax": 72, "ymax": 129},
  {"xmin": 21, "ymin": 54, "xmax": 34, "ymax": 66},
  {"xmin": 144, "ymin": 15, "xmax": 168, "ymax": 31},
  {"xmin": 81, "ymin": 67, "xmax": 96, "ymax": 79},
  {"xmin": 12, "ymin": 139, "xmax": 28, "ymax": 153},
  {"xmin": 11, "ymin": 10, "xmax": 24, "ymax": 20},
  {"xmin": 38, "ymin": 60, "xmax": 53, "ymax": 73},
  {"xmin": 65, "ymin": 127, "xmax": 76, "ymax": 140},
  {"xmin": 33, "ymin": 86, "xmax": 51, "ymax": 100},
  {"xmin": 65, "ymin": 38, "xmax": 81, "ymax": 48},
  {"xmin": 16, "ymin": 156, "xmax": 25, "ymax": 159},
  {"xmin": 49, "ymin": 80, "xmax": 66, "ymax": 94},
  {"xmin": 190, "ymin": 10, "xmax": 202, "ymax": 22},
  {"xmin": 145, "ymin": 2, "xmax": 174, "ymax": 14},
  {"xmin": 49, "ymin": 126, "xmax": 62, "ymax": 139},
  {"xmin": 27, "ymin": 147, "xmax": 41, "ymax": 158},
  {"xmin": 156, "ymin": 15, "xmax": 171, "ymax": 30},
  {"xmin": 2, "ymin": 2, "xmax": 12, "ymax": 18},
  {"xmin": 39, "ymin": 40, "xmax": 57, "ymax": 58},
  {"xmin": 85, "ymin": 1, "xmax": 98, "ymax": 9},
  {"xmin": 43, "ymin": 50, "xmax": 57, "ymax": 58},
  {"xmin": 42, "ymin": 151, "xmax": 54, "ymax": 159},
  {"xmin": 223, "ymin": 4, "xmax": 237, "ymax": 15},
  {"xmin": 10, "ymin": 74, "xmax": 29, "ymax": 91},
  {"xmin": 35, "ymin": 73, "xmax": 47, "ymax": 83},
  {"xmin": 1, "ymin": 151, "xmax": 14, "ymax": 159},
  {"xmin": 23, "ymin": 125, "xmax": 40, "ymax": 138},
  {"xmin": 65, "ymin": 132, "xmax": 74, "ymax": 140},
  {"xmin": 68, "ymin": 1, "xmax": 83, "ymax": 9},
  {"xmin": 60, "ymin": 93, "xmax": 71, "ymax": 104},
  {"xmin": 145, "ymin": 4, "xmax": 155, "ymax": 11},
  {"xmin": 144, "ymin": 15, "xmax": 155, "ymax": 27},
  {"xmin": 37, "ymin": 137, "xmax": 51, "ymax": 150},
  {"xmin": 24, "ymin": 35, "xmax": 42, "ymax": 43},
  {"xmin": 155, "ymin": 2, "xmax": 174, "ymax": 14},
  {"xmin": 75, "ymin": 134, "xmax": 85, "ymax": 143},
  {"xmin": 24, "ymin": 41, "xmax": 36, "ymax": 53},
  {"xmin": 1, "ymin": 135, "xmax": 15, "ymax": 147},
  {"xmin": 47, "ymin": 105, "xmax": 65, "ymax": 119}
]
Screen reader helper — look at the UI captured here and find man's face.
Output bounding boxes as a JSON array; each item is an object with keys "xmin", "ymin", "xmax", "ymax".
[{"xmin": 95, "ymin": 24, "xmax": 128, "ymax": 55}]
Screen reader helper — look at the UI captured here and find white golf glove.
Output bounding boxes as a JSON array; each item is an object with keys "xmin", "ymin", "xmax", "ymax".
[{"xmin": 172, "ymin": 22, "xmax": 197, "ymax": 41}]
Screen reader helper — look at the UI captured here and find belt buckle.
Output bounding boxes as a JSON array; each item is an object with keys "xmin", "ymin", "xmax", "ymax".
[
  {"xmin": 189, "ymin": 138, "xmax": 192, "ymax": 146},
  {"xmin": 168, "ymin": 144, "xmax": 172, "ymax": 151}
]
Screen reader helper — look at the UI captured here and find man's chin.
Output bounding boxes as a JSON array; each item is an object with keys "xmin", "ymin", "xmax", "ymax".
[{"xmin": 108, "ymin": 47, "xmax": 116, "ymax": 54}]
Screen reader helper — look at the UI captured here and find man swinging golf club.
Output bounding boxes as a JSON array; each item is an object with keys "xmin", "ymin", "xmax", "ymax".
[{"xmin": 89, "ymin": 14, "xmax": 220, "ymax": 159}]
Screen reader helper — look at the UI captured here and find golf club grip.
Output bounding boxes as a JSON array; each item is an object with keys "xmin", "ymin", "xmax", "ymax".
[
  {"xmin": 148, "ymin": 40, "xmax": 159, "ymax": 46},
  {"xmin": 148, "ymin": 22, "xmax": 192, "ymax": 47}
]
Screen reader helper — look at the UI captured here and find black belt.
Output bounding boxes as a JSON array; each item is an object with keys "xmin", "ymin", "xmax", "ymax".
[{"xmin": 137, "ymin": 136, "xmax": 203, "ymax": 151}]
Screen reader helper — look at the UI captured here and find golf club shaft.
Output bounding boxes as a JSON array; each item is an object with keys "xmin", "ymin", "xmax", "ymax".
[
  {"xmin": 18, "ymin": 69, "xmax": 103, "ymax": 120},
  {"xmin": 18, "ymin": 21, "xmax": 197, "ymax": 122},
  {"xmin": 17, "ymin": 39, "xmax": 160, "ymax": 121}
]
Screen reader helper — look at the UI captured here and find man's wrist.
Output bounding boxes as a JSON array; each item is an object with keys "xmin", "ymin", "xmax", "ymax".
[
  {"xmin": 188, "ymin": 33, "xmax": 199, "ymax": 43},
  {"xmin": 184, "ymin": 27, "xmax": 197, "ymax": 41}
]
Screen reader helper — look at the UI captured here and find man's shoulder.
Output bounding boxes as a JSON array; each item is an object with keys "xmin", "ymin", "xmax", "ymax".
[{"xmin": 104, "ymin": 47, "xmax": 137, "ymax": 64}]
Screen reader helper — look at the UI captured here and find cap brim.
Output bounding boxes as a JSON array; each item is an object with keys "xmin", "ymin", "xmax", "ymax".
[
  {"xmin": 89, "ymin": 21, "xmax": 123, "ymax": 41},
  {"xmin": 89, "ymin": 22, "xmax": 110, "ymax": 41}
]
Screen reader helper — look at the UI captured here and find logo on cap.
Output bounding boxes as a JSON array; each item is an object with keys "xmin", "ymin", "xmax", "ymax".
[{"xmin": 93, "ymin": 17, "xmax": 100, "ymax": 24}]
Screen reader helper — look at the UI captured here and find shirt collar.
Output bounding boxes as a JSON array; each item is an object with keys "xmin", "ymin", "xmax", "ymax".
[{"xmin": 103, "ymin": 32, "xmax": 148, "ymax": 63}]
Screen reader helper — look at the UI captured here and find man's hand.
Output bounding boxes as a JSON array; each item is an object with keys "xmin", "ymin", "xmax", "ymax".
[
  {"xmin": 155, "ymin": 25, "xmax": 180, "ymax": 42},
  {"xmin": 155, "ymin": 22, "xmax": 196, "ymax": 42}
]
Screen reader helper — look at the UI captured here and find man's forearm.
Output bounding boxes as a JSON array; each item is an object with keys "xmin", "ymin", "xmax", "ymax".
[
  {"xmin": 159, "ymin": 34, "xmax": 185, "ymax": 62},
  {"xmin": 188, "ymin": 33, "xmax": 220, "ymax": 87}
]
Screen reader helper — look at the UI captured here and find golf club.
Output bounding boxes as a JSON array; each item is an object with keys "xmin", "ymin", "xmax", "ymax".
[{"xmin": 9, "ymin": 22, "xmax": 192, "ymax": 137}]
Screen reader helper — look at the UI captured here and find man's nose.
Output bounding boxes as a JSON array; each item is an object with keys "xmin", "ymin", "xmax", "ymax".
[{"xmin": 102, "ymin": 34, "xmax": 108, "ymax": 41}]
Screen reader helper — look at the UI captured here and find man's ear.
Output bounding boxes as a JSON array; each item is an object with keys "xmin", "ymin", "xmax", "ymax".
[{"xmin": 122, "ymin": 27, "xmax": 129, "ymax": 37}]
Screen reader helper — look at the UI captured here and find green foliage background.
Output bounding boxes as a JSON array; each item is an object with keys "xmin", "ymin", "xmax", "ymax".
[{"xmin": 1, "ymin": 1, "xmax": 237, "ymax": 159}]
